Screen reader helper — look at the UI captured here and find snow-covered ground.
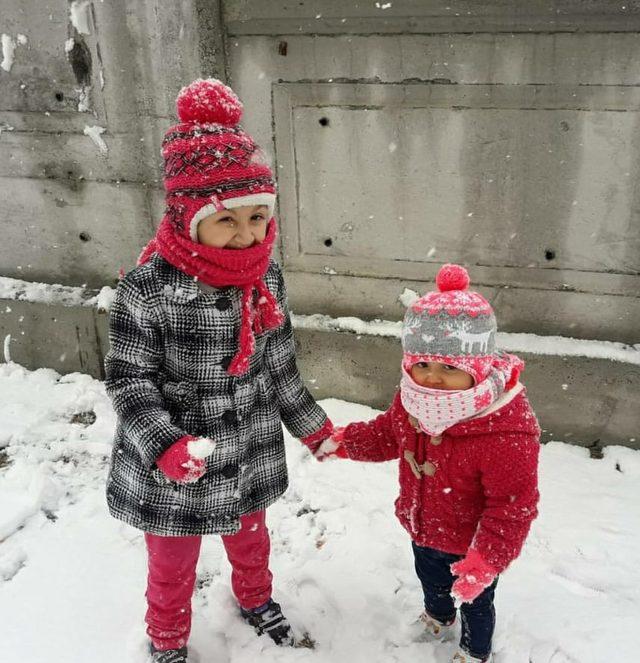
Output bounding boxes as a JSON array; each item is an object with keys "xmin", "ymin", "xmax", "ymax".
[{"xmin": 0, "ymin": 363, "xmax": 638, "ymax": 663}]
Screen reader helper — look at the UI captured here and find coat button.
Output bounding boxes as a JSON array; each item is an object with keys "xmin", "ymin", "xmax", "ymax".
[
  {"xmin": 421, "ymin": 461, "xmax": 437, "ymax": 476},
  {"xmin": 215, "ymin": 296, "xmax": 231, "ymax": 311},
  {"xmin": 220, "ymin": 355, "xmax": 233, "ymax": 370},
  {"xmin": 220, "ymin": 464, "xmax": 237, "ymax": 479},
  {"xmin": 221, "ymin": 410, "xmax": 237, "ymax": 424},
  {"xmin": 430, "ymin": 435, "xmax": 442, "ymax": 446}
]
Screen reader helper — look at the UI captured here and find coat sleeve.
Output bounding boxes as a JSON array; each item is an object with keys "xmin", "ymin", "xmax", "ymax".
[
  {"xmin": 104, "ymin": 276, "xmax": 187, "ymax": 470},
  {"xmin": 263, "ymin": 263, "xmax": 330, "ymax": 440},
  {"xmin": 341, "ymin": 393, "xmax": 402, "ymax": 463},
  {"xmin": 472, "ymin": 432, "xmax": 540, "ymax": 573}
]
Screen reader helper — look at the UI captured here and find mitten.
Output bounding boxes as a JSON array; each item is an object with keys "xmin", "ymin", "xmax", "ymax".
[
  {"xmin": 450, "ymin": 548, "xmax": 497, "ymax": 604},
  {"xmin": 314, "ymin": 427, "xmax": 349, "ymax": 461},
  {"xmin": 156, "ymin": 435, "xmax": 216, "ymax": 483},
  {"xmin": 301, "ymin": 419, "xmax": 334, "ymax": 456}
]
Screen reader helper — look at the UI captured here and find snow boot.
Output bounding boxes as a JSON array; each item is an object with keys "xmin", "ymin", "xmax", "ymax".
[
  {"xmin": 451, "ymin": 649, "xmax": 493, "ymax": 663},
  {"xmin": 240, "ymin": 598, "xmax": 294, "ymax": 646},
  {"xmin": 419, "ymin": 611, "xmax": 456, "ymax": 642},
  {"xmin": 148, "ymin": 643, "xmax": 188, "ymax": 663}
]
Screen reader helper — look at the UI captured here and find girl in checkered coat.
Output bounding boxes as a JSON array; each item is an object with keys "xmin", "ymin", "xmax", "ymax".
[
  {"xmin": 104, "ymin": 79, "xmax": 333, "ymax": 663},
  {"xmin": 319, "ymin": 265, "xmax": 540, "ymax": 663}
]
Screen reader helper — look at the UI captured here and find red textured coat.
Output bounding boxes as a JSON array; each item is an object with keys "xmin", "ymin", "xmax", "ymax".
[{"xmin": 341, "ymin": 388, "xmax": 540, "ymax": 573}]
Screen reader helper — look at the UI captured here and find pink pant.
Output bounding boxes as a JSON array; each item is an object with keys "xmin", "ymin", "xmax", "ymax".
[{"xmin": 145, "ymin": 510, "xmax": 273, "ymax": 650}]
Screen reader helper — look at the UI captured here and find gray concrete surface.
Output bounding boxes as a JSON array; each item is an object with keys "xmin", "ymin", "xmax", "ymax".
[
  {"xmin": 293, "ymin": 327, "xmax": 640, "ymax": 450},
  {"xmin": 0, "ymin": 1, "xmax": 638, "ymax": 446},
  {"xmin": 230, "ymin": 30, "xmax": 640, "ymax": 345},
  {"xmin": 0, "ymin": 296, "xmax": 636, "ymax": 449}
]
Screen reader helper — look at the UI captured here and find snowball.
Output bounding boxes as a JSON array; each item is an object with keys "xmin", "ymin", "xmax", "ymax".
[{"xmin": 188, "ymin": 437, "xmax": 216, "ymax": 460}]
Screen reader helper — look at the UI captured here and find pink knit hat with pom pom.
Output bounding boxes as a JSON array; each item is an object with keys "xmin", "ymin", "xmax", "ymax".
[
  {"xmin": 402, "ymin": 264, "xmax": 502, "ymax": 385},
  {"xmin": 162, "ymin": 78, "xmax": 276, "ymax": 241}
]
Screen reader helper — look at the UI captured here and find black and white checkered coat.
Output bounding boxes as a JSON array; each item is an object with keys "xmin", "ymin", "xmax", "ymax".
[{"xmin": 104, "ymin": 253, "xmax": 328, "ymax": 536}]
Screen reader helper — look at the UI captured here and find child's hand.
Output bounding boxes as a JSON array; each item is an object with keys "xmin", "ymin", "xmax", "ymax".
[
  {"xmin": 156, "ymin": 436, "xmax": 216, "ymax": 483},
  {"xmin": 313, "ymin": 428, "xmax": 349, "ymax": 462},
  {"xmin": 450, "ymin": 549, "xmax": 497, "ymax": 604}
]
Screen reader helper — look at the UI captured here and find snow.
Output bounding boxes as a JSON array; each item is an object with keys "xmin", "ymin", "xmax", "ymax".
[
  {"xmin": 1, "ymin": 271, "xmax": 637, "ymax": 366},
  {"xmin": 83, "ymin": 124, "xmax": 108, "ymax": 153},
  {"xmin": 0, "ymin": 275, "xmax": 636, "ymax": 366},
  {"xmin": 188, "ymin": 437, "xmax": 216, "ymax": 460},
  {"xmin": 399, "ymin": 288, "xmax": 419, "ymax": 308},
  {"xmin": 77, "ymin": 86, "xmax": 92, "ymax": 112},
  {"xmin": 69, "ymin": 0, "xmax": 92, "ymax": 35},
  {"xmin": 92, "ymin": 285, "xmax": 116, "ymax": 312},
  {"xmin": 0, "ymin": 276, "xmax": 98, "ymax": 308},
  {"xmin": 291, "ymin": 314, "xmax": 640, "ymax": 366},
  {"xmin": 1, "ymin": 34, "xmax": 16, "ymax": 72},
  {"xmin": 0, "ymin": 364, "xmax": 636, "ymax": 660}
]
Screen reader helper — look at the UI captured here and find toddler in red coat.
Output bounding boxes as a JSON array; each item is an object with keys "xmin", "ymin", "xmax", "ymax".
[{"xmin": 318, "ymin": 264, "xmax": 540, "ymax": 663}]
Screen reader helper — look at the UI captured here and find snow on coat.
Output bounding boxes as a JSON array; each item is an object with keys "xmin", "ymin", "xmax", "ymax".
[
  {"xmin": 104, "ymin": 254, "xmax": 329, "ymax": 537},
  {"xmin": 341, "ymin": 388, "xmax": 540, "ymax": 573}
]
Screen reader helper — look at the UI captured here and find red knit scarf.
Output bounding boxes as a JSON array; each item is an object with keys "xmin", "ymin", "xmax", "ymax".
[{"xmin": 138, "ymin": 217, "xmax": 284, "ymax": 375}]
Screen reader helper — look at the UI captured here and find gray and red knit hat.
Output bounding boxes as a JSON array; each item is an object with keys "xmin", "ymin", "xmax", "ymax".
[
  {"xmin": 161, "ymin": 78, "xmax": 276, "ymax": 241},
  {"xmin": 402, "ymin": 264, "xmax": 499, "ymax": 385}
]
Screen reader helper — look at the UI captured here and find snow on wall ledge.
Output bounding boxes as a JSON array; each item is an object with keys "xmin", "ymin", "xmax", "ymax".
[
  {"xmin": 0, "ymin": 276, "xmax": 637, "ymax": 366},
  {"xmin": 0, "ymin": 276, "xmax": 114, "ymax": 311},
  {"xmin": 291, "ymin": 313, "xmax": 640, "ymax": 366}
]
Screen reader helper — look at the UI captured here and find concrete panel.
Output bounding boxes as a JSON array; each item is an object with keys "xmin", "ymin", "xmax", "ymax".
[
  {"xmin": 275, "ymin": 82, "xmax": 640, "ymax": 274},
  {"xmin": 229, "ymin": 33, "xmax": 640, "ymax": 168},
  {"xmin": 0, "ymin": 177, "xmax": 156, "ymax": 287},
  {"xmin": 284, "ymin": 271, "xmax": 640, "ymax": 345},
  {"xmin": 0, "ymin": 128, "xmax": 163, "ymax": 184},
  {"xmin": 293, "ymin": 327, "xmax": 640, "ymax": 449},
  {"xmin": 224, "ymin": 0, "xmax": 640, "ymax": 34},
  {"xmin": 2, "ymin": 299, "xmax": 636, "ymax": 447},
  {"xmin": 228, "ymin": 32, "xmax": 640, "ymax": 345},
  {"xmin": 0, "ymin": 0, "xmax": 227, "ymax": 293},
  {"xmin": 0, "ymin": 300, "xmax": 103, "ymax": 377},
  {"xmin": 0, "ymin": 0, "xmax": 99, "ymax": 115}
]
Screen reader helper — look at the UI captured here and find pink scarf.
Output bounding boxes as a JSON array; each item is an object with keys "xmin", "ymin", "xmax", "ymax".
[
  {"xmin": 400, "ymin": 353, "xmax": 523, "ymax": 437},
  {"xmin": 138, "ymin": 217, "xmax": 284, "ymax": 376}
]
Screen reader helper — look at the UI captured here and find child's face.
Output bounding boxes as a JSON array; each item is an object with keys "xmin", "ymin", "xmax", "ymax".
[
  {"xmin": 410, "ymin": 361, "xmax": 474, "ymax": 390},
  {"xmin": 196, "ymin": 205, "xmax": 269, "ymax": 248}
]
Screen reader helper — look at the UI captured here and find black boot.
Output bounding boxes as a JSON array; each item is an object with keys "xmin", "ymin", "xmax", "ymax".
[
  {"xmin": 240, "ymin": 599, "xmax": 294, "ymax": 646},
  {"xmin": 148, "ymin": 643, "xmax": 188, "ymax": 663}
]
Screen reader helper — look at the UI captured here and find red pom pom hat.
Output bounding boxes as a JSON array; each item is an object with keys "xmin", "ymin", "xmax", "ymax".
[
  {"xmin": 162, "ymin": 78, "xmax": 277, "ymax": 240},
  {"xmin": 402, "ymin": 264, "xmax": 500, "ymax": 384}
]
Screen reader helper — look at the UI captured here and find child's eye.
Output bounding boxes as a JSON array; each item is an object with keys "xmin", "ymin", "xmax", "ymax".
[
  {"xmin": 218, "ymin": 216, "xmax": 235, "ymax": 224},
  {"xmin": 251, "ymin": 214, "xmax": 265, "ymax": 222},
  {"xmin": 416, "ymin": 362, "xmax": 429, "ymax": 368},
  {"xmin": 443, "ymin": 364, "xmax": 457, "ymax": 371}
]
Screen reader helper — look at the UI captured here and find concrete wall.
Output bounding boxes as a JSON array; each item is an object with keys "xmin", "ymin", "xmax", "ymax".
[
  {"xmin": 0, "ymin": 1, "xmax": 638, "ymax": 446},
  {"xmin": 0, "ymin": 0, "xmax": 226, "ymax": 287},
  {"xmin": 1, "ymin": 293, "xmax": 637, "ymax": 449},
  {"xmin": 225, "ymin": 3, "xmax": 640, "ymax": 344}
]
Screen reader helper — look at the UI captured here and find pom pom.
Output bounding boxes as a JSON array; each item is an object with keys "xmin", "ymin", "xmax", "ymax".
[
  {"xmin": 436, "ymin": 264, "xmax": 470, "ymax": 292},
  {"xmin": 176, "ymin": 78, "xmax": 243, "ymax": 126}
]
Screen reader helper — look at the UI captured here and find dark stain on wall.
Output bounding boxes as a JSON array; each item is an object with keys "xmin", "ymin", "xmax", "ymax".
[{"xmin": 66, "ymin": 33, "xmax": 92, "ymax": 88}]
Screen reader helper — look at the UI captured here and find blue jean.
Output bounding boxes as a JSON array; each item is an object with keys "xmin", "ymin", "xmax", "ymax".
[{"xmin": 412, "ymin": 542, "xmax": 498, "ymax": 660}]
